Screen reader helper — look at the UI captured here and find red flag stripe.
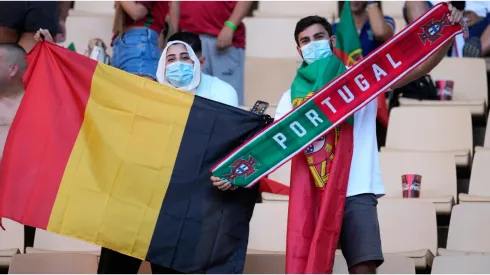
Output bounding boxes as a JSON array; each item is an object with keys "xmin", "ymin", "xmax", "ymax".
[{"xmin": 0, "ymin": 42, "xmax": 97, "ymax": 229}]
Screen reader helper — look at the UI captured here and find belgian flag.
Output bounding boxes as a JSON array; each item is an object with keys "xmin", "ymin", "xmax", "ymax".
[{"xmin": 0, "ymin": 42, "xmax": 270, "ymax": 273}]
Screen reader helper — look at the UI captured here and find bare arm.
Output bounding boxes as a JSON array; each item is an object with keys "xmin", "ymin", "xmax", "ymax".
[
  {"xmin": 119, "ymin": 1, "xmax": 149, "ymax": 21},
  {"xmin": 58, "ymin": 1, "xmax": 71, "ymax": 22},
  {"xmin": 227, "ymin": 1, "xmax": 253, "ymax": 27},
  {"xmin": 169, "ymin": 1, "xmax": 180, "ymax": 33},
  {"xmin": 366, "ymin": 3, "xmax": 393, "ymax": 41},
  {"xmin": 391, "ymin": 4, "xmax": 464, "ymax": 89},
  {"xmin": 405, "ymin": 1, "xmax": 429, "ymax": 24}
]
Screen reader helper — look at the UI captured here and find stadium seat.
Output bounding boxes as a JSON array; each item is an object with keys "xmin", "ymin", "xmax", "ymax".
[
  {"xmin": 475, "ymin": 115, "xmax": 490, "ymax": 152},
  {"xmin": 431, "ymin": 255, "xmax": 490, "ymax": 274},
  {"xmin": 379, "ymin": 151, "xmax": 457, "ymax": 214},
  {"xmin": 439, "ymin": 204, "xmax": 490, "ymax": 256},
  {"xmin": 334, "ymin": 254, "xmax": 416, "ymax": 274},
  {"xmin": 26, "ymin": 229, "xmax": 100, "ymax": 255},
  {"xmin": 73, "ymin": 1, "xmax": 114, "ymax": 14},
  {"xmin": 399, "ymin": 58, "xmax": 488, "ymax": 116},
  {"xmin": 378, "ymin": 199, "xmax": 437, "ymax": 268},
  {"xmin": 0, "ymin": 219, "xmax": 23, "ymax": 268},
  {"xmin": 261, "ymin": 160, "xmax": 291, "ymax": 203},
  {"xmin": 61, "ymin": 10, "xmax": 114, "ymax": 56},
  {"xmin": 248, "ymin": 203, "xmax": 288, "ymax": 253},
  {"xmin": 381, "ymin": 1, "xmax": 405, "ymax": 19},
  {"xmin": 459, "ymin": 151, "xmax": 490, "ymax": 203},
  {"xmin": 8, "ymin": 253, "xmax": 98, "ymax": 274},
  {"xmin": 244, "ymin": 253, "xmax": 415, "ymax": 274},
  {"xmin": 244, "ymin": 17, "xmax": 304, "ymax": 59},
  {"xmin": 252, "ymin": 1, "xmax": 336, "ymax": 19},
  {"xmin": 245, "ymin": 203, "xmax": 288, "ymax": 273},
  {"xmin": 244, "ymin": 57, "xmax": 300, "ymax": 106},
  {"xmin": 383, "ymin": 107, "xmax": 473, "ymax": 167}
]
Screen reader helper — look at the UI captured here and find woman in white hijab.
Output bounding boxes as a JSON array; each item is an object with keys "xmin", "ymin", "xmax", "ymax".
[{"xmin": 156, "ymin": 40, "xmax": 238, "ymax": 107}]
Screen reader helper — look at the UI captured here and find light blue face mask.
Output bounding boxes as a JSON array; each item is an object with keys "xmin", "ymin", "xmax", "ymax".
[
  {"xmin": 165, "ymin": 61, "xmax": 194, "ymax": 88},
  {"xmin": 301, "ymin": 40, "xmax": 333, "ymax": 65}
]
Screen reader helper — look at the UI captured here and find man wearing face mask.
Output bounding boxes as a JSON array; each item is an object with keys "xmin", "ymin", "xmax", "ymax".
[
  {"xmin": 156, "ymin": 36, "xmax": 238, "ymax": 107},
  {"xmin": 270, "ymin": 9, "xmax": 462, "ymax": 274}
]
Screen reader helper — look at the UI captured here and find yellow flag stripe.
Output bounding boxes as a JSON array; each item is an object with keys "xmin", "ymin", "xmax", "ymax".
[{"xmin": 47, "ymin": 63, "xmax": 194, "ymax": 259}]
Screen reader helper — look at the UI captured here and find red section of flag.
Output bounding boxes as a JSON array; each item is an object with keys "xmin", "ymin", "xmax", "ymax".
[
  {"xmin": 377, "ymin": 94, "xmax": 389, "ymax": 128},
  {"xmin": 259, "ymin": 178, "xmax": 289, "ymax": 195},
  {"xmin": 0, "ymin": 42, "xmax": 96, "ymax": 229},
  {"xmin": 286, "ymin": 123, "xmax": 353, "ymax": 274}
]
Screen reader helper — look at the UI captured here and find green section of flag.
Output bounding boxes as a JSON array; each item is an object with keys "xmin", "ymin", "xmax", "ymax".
[
  {"xmin": 335, "ymin": 0, "xmax": 363, "ymax": 66},
  {"xmin": 214, "ymin": 100, "xmax": 333, "ymax": 187},
  {"xmin": 291, "ymin": 54, "xmax": 346, "ymax": 103},
  {"xmin": 67, "ymin": 43, "xmax": 76, "ymax": 52}
]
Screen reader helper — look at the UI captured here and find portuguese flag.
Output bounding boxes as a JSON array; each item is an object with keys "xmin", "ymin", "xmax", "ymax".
[
  {"xmin": 334, "ymin": 0, "xmax": 389, "ymax": 127},
  {"xmin": 286, "ymin": 55, "xmax": 354, "ymax": 273}
]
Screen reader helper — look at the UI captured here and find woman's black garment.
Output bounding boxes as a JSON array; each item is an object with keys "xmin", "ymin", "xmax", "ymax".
[{"xmin": 97, "ymin": 247, "xmax": 182, "ymax": 274}]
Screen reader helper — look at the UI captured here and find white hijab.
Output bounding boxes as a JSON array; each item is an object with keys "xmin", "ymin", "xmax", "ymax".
[{"xmin": 156, "ymin": 40, "xmax": 201, "ymax": 92}]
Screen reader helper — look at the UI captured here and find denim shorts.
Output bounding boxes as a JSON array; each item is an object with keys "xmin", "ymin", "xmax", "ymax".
[{"xmin": 112, "ymin": 28, "xmax": 161, "ymax": 80}]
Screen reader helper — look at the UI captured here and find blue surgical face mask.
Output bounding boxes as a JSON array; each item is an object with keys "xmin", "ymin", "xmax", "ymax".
[
  {"xmin": 165, "ymin": 61, "xmax": 194, "ymax": 88},
  {"xmin": 301, "ymin": 40, "xmax": 333, "ymax": 65}
]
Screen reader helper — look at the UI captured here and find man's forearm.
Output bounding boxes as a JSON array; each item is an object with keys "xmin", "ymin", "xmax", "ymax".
[
  {"xmin": 169, "ymin": 1, "xmax": 180, "ymax": 33},
  {"xmin": 59, "ymin": 1, "xmax": 71, "ymax": 22},
  {"xmin": 119, "ymin": 1, "xmax": 148, "ymax": 22},
  {"xmin": 391, "ymin": 38, "xmax": 453, "ymax": 89},
  {"xmin": 367, "ymin": 3, "xmax": 393, "ymax": 41},
  {"xmin": 405, "ymin": 1, "xmax": 429, "ymax": 24},
  {"xmin": 228, "ymin": 1, "xmax": 253, "ymax": 26}
]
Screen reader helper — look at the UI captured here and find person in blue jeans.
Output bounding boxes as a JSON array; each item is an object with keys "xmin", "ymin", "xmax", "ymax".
[{"xmin": 111, "ymin": 1, "xmax": 170, "ymax": 80}]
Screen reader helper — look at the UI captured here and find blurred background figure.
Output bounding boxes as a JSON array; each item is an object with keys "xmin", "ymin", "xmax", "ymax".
[
  {"xmin": 0, "ymin": 1, "xmax": 70, "ymax": 53},
  {"xmin": 111, "ymin": 1, "xmax": 171, "ymax": 80},
  {"xmin": 0, "ymin": 43, "xmax": 26, "ymax": 161},
  {"xmin": 170, "ymin": 1, "xmax": 253, "ymax": 105},
  {"xmin": 404, "ymin": 1, "xmax": 490, "ymax": 57},
  {"xmin": 85, "ymin": 38, "xmax": 111, "ymax": 64},
  {"xmin": 336, "ymin": 1, "xmax": 395, "ymax": 57}
]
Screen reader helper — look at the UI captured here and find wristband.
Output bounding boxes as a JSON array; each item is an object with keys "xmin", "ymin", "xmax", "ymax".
[{"xmin": 225, "ymin": 21, "xmax": 238, "ymax": 31}]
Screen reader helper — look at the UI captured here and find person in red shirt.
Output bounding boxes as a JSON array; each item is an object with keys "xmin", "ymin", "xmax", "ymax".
[
  {"xmin": 170, "ymin": 1, "xmax": 253, "ymax": 105},
  {"xmin": 111, "ymin": 1, "xmax": 170, "ymax": 80}
]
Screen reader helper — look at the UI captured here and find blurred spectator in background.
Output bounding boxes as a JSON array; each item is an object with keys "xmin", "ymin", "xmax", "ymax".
[
  {"xmin": 170, "ymin": 1, "xmax": 253, "ymax": 105},
  {"xmin": 405, "ymin": 1, "xmax": 490, "ymax": 57},
  {"xmin": 0, "ymin": 43, "xmax": 31, "ymax": 250},
  {"xmin": 85, "ymin": 38, "xmax": 111, "ymax": 64},
  {"xmin": 0, "ymin": 1, "xmax": 71, "ymax": 53},
  {"xmin": 111, "ymin": 1, "xmax": 170, "ymax": 80},
  {"xmin": 335, "ymin": 1, "xmax": 395, "ymax": 149},
  {"xmin": 335, "ymin": 1, "xmax": 395, "ymax": 57},
  {"xmin": 0, "ymin": 43, "xmax": 26, "ymax": 164},
  {"xmin": 165, "ymin": 32, "xmax": 239, "ymax": 107}
]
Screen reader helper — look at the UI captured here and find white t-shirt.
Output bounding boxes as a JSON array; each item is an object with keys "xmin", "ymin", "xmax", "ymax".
[
  {"xmin": 275, "ymin": 89, "xmax": 385, "ymax": 197},
  {"xmin": 196, "ymin": 73, "xmax": 238, "ymax": 107}
]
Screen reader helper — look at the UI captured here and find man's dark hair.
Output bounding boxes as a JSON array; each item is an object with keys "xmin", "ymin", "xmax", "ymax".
[
  {"xmin": 168, "ymin": 32, "xmax": 202, "ymax": 54},
  {"xmin": 0, "ymin": 43, "xmax": 28, "ymax": 73},
  {"xmin": 294, "ymin": 16, "xmax": 333, "ymax": 46}
]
